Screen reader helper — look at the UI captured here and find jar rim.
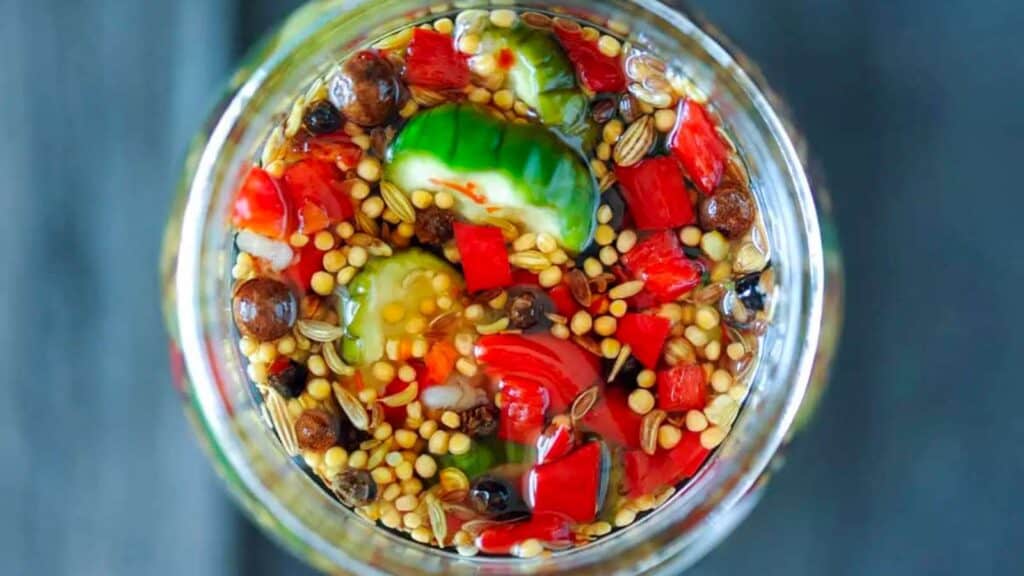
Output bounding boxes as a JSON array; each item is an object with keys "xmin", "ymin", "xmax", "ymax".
[{"xmin": 173, "ymin": 1, "xmax": 825, "ymax": 573}]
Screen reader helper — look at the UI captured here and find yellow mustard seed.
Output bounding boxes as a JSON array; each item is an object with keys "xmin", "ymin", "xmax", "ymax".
[
  {"xmin": 305, "ymin": 377, "xmax": 329, "ymax": 399},
  {"xmin": 435, "ymin": 191, "xmax": 455, "ymax": 209},
  {"xmin": 382, "ymin": 302, "xmax": 406, "ymax": 324},
  {"xmin": 415, "ymin": 454, "xmax": 438, "ymax": 478},
  {"xmin": 356, "ymin": 157, "xmax": 381, "ymax": 182},
  {"xmin": 727, "ymin": 342, "xmax": 747, "ymax": 361},
  {"xmin": 440, "ymin": 411, "xmax": 461, "ymax": 429},
  {"xmin": 594, "ymin": 315, "xmax": 617, "ymax": 337},
  {"xmin": 448, "ymin": 432, "xmax": 472, "ymax": 455},
  {"xmin": 538, "ymin": 266, "xmax": 563, "ymax": 288},
  {"xmin": 411, "ymin": 189, "xmax": 434, "ymax": 209},
  {"xmin": 628, "ymin": 389, "xmax": 655, "ymax": 415},
  {"xmin": 597, "ymin": 34, "xmax": 621, "ymax": 57},
  {"xmin": 310, "ymin": 271, "xmax": 335, "ymax": 296},
  {"xmin": 654, "ymin": 108, "xmax": 678, "ymax": 133},
  {"xmin": 609, "ymin": 299, "xmax": 628, "ymax": 318},
  {"xmin": 493, "ymin": 89, "xmax": 515, "ymax": 110},
  {"xmin": 313, "ymin": 230, "xmax": 335, "ymax": 251},
  {"xmin": 428, "ymin": 430, "xmax": 450, "ymax": 455},
  {"xmin": 323, "ymin": 249, "xmax": 347, "ymax": 273},
  {"xmin": 637, "ymin": 369, "xmax": 657, "ymax": 389},
  {"xmin": 307, "ymin": 355, "xmax": 327, "ymax": 377},
  {"xmin": 600, "ymin": 337, "xmax": 621, "ymax": 359},
  {"xmin": 594, "ymin": 224, "xmax": 616, "ymax": 246},
  {"xmin": 324, "ymin": 446, "xmax": 348, "ymax": 468},
  {"xmin": 679, "ymin": 226, "xmax": 702, "ymax": 247}
]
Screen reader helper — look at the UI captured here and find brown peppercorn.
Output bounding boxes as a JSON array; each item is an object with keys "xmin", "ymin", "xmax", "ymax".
[
  {"xmin": 232, "ymin": 278, "xmax": 297, "ymax": 341},
  {"xmin": 294, "ymin": 409, "xmax": 340, "ymax": 451},
  {"xmin": 590, "ymin": 97, "xmax": 617, "ymax": 124},
  {"xmin": 507, "ymin": 291, "xmax": 541, "ymax": 330},
  {"xmin": 267, "ymin": 360, "xmax": 307, "ymax": 398},
  {"xmin": 331, "ymin": 469, "xmax": 378, "ymax": 507},
  {"xmin": 330, "ymin": 50, "xmax": 399, "ymax": 127},
  {"xmin": 459, "ymin": 404, "xmax": 499, "ymax": 438},
  {"xmin": 369, "ymin": 125, "xmax": 396, "ymax": 158},
  {"xmin": 618, "ymin": 93, "xmax": 641, "ymax": 124},
  {"xmin": 414, "ymin": 206, "xmax": 455, "ymax": 246},
  {"xmin": 699, "ymin": 187, "xmax": 755, "ymax": 238}
]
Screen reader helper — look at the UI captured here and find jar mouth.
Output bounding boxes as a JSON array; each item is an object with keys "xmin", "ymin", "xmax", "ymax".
[{"xmin": 173, "ymin": 0, "xmax": 825, "ymax": 573}]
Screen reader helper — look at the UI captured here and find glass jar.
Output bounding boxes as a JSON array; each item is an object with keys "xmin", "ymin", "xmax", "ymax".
[{"xmin": 161, "ymin": 1, "xmax": 842, "ymax": 573}]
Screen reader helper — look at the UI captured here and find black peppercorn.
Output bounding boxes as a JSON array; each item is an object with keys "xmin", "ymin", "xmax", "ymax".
[
  {"xmin": 469, "ymin": 477, "xmax": 513, "ymax": 515},
  {"xmin": 303, "ymin": 100, "xmax": 343, "ymax": 135},
  {"xmin": 267, "ymin": 360, "xmax": 307, "ymax": 398},
  {"xmin": 331, "ymin": 469, "xmax": 378, "ymax": 507}
]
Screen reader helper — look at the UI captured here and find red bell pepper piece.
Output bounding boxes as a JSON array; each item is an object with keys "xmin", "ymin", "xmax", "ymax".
[
  {"xmin": 553, "ymin": 26, "xmax": 626, "ymax": 93},
  {"xmin": 616, "ymin": 313, "xmax": 671, "ymax": 369},
  {"xmin": 232, "ymin": 167, "xmax": 292, "ymax": 239},
  {"xmin": 615, "ymin": 156, "xmax": 695, "ymax": 230},
  {"xmin": 547, "ymin": 283, "xmax": 580, "ymax": 317},
  {"xmin": 498, "ymin": 376, "xmax": 550, "ymax": 444},
  {"xmin": 284, "ymin": 242, "xmax": 326, "ymax": 291},
  {"xmin": 580, "ymin": 386, "xmax": 642, "ymax": 449},
  {"xmin": 282, "ymin": 158, "xmax": 354, "ymax": 235},
  {"xmin": 670, "ymin": 99, "xmax": 728, "ymax": 195},
  {"xmin": 452, "ymin": 222, "xmax": 513, "ymax": 292},
  {"xmin": 404, "ymin": 28, "xmax": 470, "ymax": 90},
  {"xmin": 621, "ymin": 230, "xmax": 702, "ymax": 303},
  {"xmin": 300, "ymin": 132, "xmax": 363, "ymax": 171},
  {"xmin": 475, "ymin": 512, "xmax": 573, "ymax": 555},
  {"xmin": 623, "ymin": 431, "xmax": 710, "ymax": 498},
  {"xmin": 657, "ymin": 364, "xmax": 708, "ymax": 412},
  {"xmin": 527, "ymin": 442, "xmax": 605, "ymax": 523},
  {"xmin": 536, "ymin": 421, "xmax": 575, "ymax": 465},
  {"xmin": 477, "ymin": 334, "xmax": 637, "ymax": 448},
  {"xmin": 476, "ymin": 334, "xmax": 600, "ymax": 412}
]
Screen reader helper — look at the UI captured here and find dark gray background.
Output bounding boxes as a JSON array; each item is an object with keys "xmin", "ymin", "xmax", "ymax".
[{"xmin": 2, "ymin": 0, "xmax": 1021, "ymax": 574}]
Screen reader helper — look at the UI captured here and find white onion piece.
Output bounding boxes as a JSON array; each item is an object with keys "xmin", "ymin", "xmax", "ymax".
[
  {"xmin": 420, "ymin": 379, "xmax": 487, "ymax": 412},
  {"xmin": 236, "ymin": 230, "xmax": 293, "ymax": 271}
]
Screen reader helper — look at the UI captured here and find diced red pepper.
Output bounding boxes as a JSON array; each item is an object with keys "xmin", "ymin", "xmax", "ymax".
[
  {"xmin": 452, "ymin": 222, "xmax": 513, "ymax": 292},
  {"xmin": 282, "ymin": 158, "xmax": 354, "ymax": 235},
  {"xmin": 423, "ymin": 341, "xmax": 459, "ymax": 386},
  {"xmin": 477, "ymin": 334, "xmax": 637, "ymax": 448},
  {"xmin": 548, "ymin": 283, "xmax": 580, "ymax": 317},
  {"xmin": 615, "ymin": 156, "xmax": 695, "ymax": 230},
  {"xmin": 475, "ymin": 334, "xmax": 600, "ymax": 412},
  {"xmin": 497, "ymin": 376, "xmax": 549, "ymax": 444},
  {"xmin": 581, "ymin": 386, "xmax": 642, "ymax": 450},
  {"xmin": 476, "ymin": 512, "xmax": 573, "ymax": 555},
  {"xmin": 527, "ymin": 442, "xmax": 604, "ymax": 523},
  {"xmin": 404, "ymin": 28, "xmax": 470, "ymax": 90},
  {"xmin": 382, "ymin": 378, "xmax": 414, "ymax": 424},
  {"xmin": 657, "ymin": 364, "xmax": 707, "ymax": 412},
  {"xmin": 300, "ymin": 132, "xmax": 363, "ymax": 171},
  {"xmin": 232, "ymin": 167, "xmax": 291, "ymax": 239},
  {"xmin": 670, "ymin": 99, "xmax": 728, "ymax": 195},
  {"xmin": 536, "ymin": 421, "xmax": 575, "ymax": 465},
  {"xmin": 553, "ymin": 26, "xmax": 626, "ymax": 93},
  {"xmin": 283, "ymin": 242, "xmax": 326, "ymax": 291},
  {"xmin": 616, "ymin": 313, "xmax": 671, "ymax": 368},
  {"xmin": 623, "ymin": 432, "xmax": 710, "ymax": 498},
  {"xmin": 621, "ymin": 230, "xmax": 702, "ymax": 303},
  {"xmin": 497, "ymin": 47, "xmax": 516, "ymax": 70},
  {"xmin": 267, "ymin": 356, "xmax": 291, "ymax": 376}
]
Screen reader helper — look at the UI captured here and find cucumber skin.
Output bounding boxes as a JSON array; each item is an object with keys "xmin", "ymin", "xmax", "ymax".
[
  {"xmin": 387, "ymin": 104, "xmax": 598, "ymax": 252},
  {"xmin": 490, "ymin": 25, "xmax": 596, "ymax": 146}
]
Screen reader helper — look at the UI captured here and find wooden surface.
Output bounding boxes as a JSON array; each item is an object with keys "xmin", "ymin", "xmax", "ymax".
[{"xmin": 1, "ymin": 0, "xmax": 1021, "ymax": 574}]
